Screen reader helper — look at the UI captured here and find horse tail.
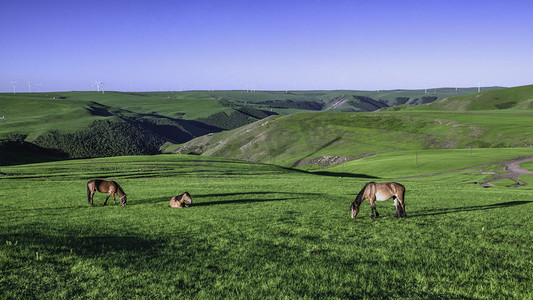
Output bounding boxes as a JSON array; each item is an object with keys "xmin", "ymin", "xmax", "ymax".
[{"xmin": 396, "ymin": 183, "xmax": 406, "ymax": 217}]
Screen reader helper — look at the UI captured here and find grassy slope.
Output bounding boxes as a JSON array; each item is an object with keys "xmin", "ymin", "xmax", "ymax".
[
  {"xmin": 415, "ymin": 84, "xmax": 533, "ymax": 111},
  {"xmin": 170, "ymin": 109, "xmax": 533, "ymax": 168},
  {"xmin": 0, "ymin": 91, "xmax": 268, "ymax": 161},
  {"xmin": 326, "ymin": 148, "xmax": 533, "ymax": 179},
  {"xmin": 0, "ymin": 91, "xmax": 226, "ymax": 137},
  {"xmin": 1, "ymin": 154, "xmax": 532, "ymax": 298},
  {"xmin": 0, "ymin": 94, "xmax": 99, "ymax": 140}
]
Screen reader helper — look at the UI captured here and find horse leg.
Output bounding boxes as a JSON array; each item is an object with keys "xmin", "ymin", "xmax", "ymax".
[
  {"xmin": 394, "ymin": 197, "xmax": 401, "ymax": 218},
  {"xmin": 369, "ymin": 199, "xmax": 378, "ymax": 218},
  {"xmin": 88, "ymin": 190, "xmax": 93, "ymax": 206},
  {"xmin": 400, "ymin": 200, "xmax": 407, "ymax": 218},
  {"xmin": 87, "ymin": 184, "xmax": 95, "ymax": 206},
  {"xmin": 104, "ymin": 193, "xmax": 111, "ymax": 206},
  {"xmin": 398, "ymin": 187, "xmax": 407, "ymax": 218},
  {"xmin": 112, "ymin": 192, "xmax": 116, "ymax": 205}
]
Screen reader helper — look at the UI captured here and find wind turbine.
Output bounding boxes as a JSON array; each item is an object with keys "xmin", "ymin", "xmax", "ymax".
[
  {"xmin": 27, "ymin": 81, "xmax": 32, "ymax": 93},
  {"xmin": 36, "ymin": 83, "xmax": 42, "ymax": 92},
  {"xmin": 9, "ymin": 81, "xmax": 17, "ymax": 94},
  {"xmin": 100, "ymin": 82, "xmax": 105, "ymax": 94}
]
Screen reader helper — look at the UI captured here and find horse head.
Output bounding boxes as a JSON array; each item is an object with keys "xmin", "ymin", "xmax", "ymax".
[
  {"xmin": 182, "ymin": 192, "xmax": 192, "ymax": 206},
  {"xmin": 350, "ymin": 201, "xmax": 359, "ymax": 218},
  {"xmin": 119, "ymin": 194, "xmax": 127, "ymax": 206}
]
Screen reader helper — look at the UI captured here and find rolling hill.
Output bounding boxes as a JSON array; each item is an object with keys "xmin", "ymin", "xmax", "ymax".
[
  {"xmin": 0, "ymin": 91, "xmax": 274, "ymax": 162},
  {"xmin": 168, "ymin": 109, "xmax": 533, "ymax": 168},
  {"xmin": 412, "ymin": 84, "xmax": 533, "ymax": 111},
  {"xmin": 169, "ymin": 85, "xmax": 533, "ymax": 168},
  {"xmin": 0, "ymin": 86, "xmax": 523, "ymax": 166}
]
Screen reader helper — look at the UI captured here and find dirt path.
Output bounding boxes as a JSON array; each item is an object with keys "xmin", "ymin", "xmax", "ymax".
[
  {"xmin": 400, "ymin": 157, "xmax": 533, "ymax": 187},
  {"xmin": 491, "ymin": 157, "xmax": 533, "ymax": 187}
]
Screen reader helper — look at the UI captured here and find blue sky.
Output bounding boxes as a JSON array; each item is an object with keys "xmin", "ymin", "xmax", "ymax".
[{"xmin": 1, "ymin": 0, "xmax": 532, "ymax": 92}]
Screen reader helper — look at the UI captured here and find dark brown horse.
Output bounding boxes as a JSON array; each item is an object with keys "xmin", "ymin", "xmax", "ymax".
[
  {"xmin": 350, "ymin": 182, "xmax": 406, "ymax": 219},
  {"xmin": 169, "ymin": 192, "xmax": 192, "ymax": 208},
  {"xmin": 87, "ymin": 180, "xmax": 127, "ymax": 206}
]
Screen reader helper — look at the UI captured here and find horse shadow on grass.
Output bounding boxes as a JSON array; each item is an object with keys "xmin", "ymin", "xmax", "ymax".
[
  {"xmin": 135, "ymin": 191, "xmax": 325, "ymax": 206},
  {"xmin": 192, "ymin": 197, "xmax": 296, "ymax": 206},
  {"xmin": 409, "ymin": 200, "xmax": 532, "ymax": 218},
  {"xmin": 308, "ymin": 171, "xmax": 379, "ymax": 179}
]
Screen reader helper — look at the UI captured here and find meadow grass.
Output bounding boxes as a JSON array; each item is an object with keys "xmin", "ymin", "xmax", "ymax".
[
  {"xmin": 1, "ymin": 154, "xmax": 532, "ymax": 298},
  {"xmin": 327, "ymin": 148, "xmax": 533, "ymax": 179}
]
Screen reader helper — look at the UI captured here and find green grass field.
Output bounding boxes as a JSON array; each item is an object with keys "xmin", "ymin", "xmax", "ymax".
[
  {"xmin": 2, "ymin": 86, "xmax": 533, "ymax": 298},
  {"xmin": 1, "ymin": 153, "xmax": 532, "ymax": 298}
]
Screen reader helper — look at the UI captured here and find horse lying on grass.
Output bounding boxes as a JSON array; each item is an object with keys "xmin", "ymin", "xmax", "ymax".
[
  {"xmin": 170, "ymin": 192, "xmax": 192, "ymax": 208},
  {"xmin": 350, "ymin": 182, "xmax": 406, "ymax": 219},
  {"xmin": 87, "ymin": 179, "xmax": 127, "ymax": 206}
]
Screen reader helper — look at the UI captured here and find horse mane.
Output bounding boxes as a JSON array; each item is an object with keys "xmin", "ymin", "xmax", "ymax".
[
  {"xmin": 114, "ymin": 181, "xmax": 125, "ymax": 195},
  {"xmin": 354, "ymin": 182, "xmax": 374, "ymax": 205}
]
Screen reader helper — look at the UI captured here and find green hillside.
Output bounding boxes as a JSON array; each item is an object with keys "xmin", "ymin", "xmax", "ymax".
[
  {"xmin": 169, "ymin": 109, "xmax": 533, "ymax": 168},
  {"xmin": 0, "ymin": 91, "xmax": 273, "ymax": 161},
  {"xmin": 414, "ymin": 84, "xmax": 533, "ymax": 111}
]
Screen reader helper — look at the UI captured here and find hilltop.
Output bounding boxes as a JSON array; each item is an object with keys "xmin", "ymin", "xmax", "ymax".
[{"xmin": 410, "ymin": 84, "xmax": 533, "ymax": 111}]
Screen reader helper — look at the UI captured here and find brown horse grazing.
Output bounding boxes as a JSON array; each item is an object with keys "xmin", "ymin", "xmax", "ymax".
[
  {"xmin": 350, "ymin": 182, "xmax": 406, "ymax": 219},
  {"xmin": 169, "ymin": 192, "xmax": 192, "ymax": 208},
  {"xmin": 87, "ymin": 180, "xmax": 127, "ymax": 206}
]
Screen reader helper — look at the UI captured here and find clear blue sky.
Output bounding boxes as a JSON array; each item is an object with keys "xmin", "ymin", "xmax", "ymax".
[{"xmin": 1, "ymin": 0, "xmax": 532, "ymax": 92}]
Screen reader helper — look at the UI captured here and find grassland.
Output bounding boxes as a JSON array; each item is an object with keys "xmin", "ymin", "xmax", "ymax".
[
  {"xmin": 1, "ymin": 85, "xmax": 533, "ymax": 298},
  {"xmin": 1, "ymin": 152, "xmax": 532, "ymax": 298}
]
